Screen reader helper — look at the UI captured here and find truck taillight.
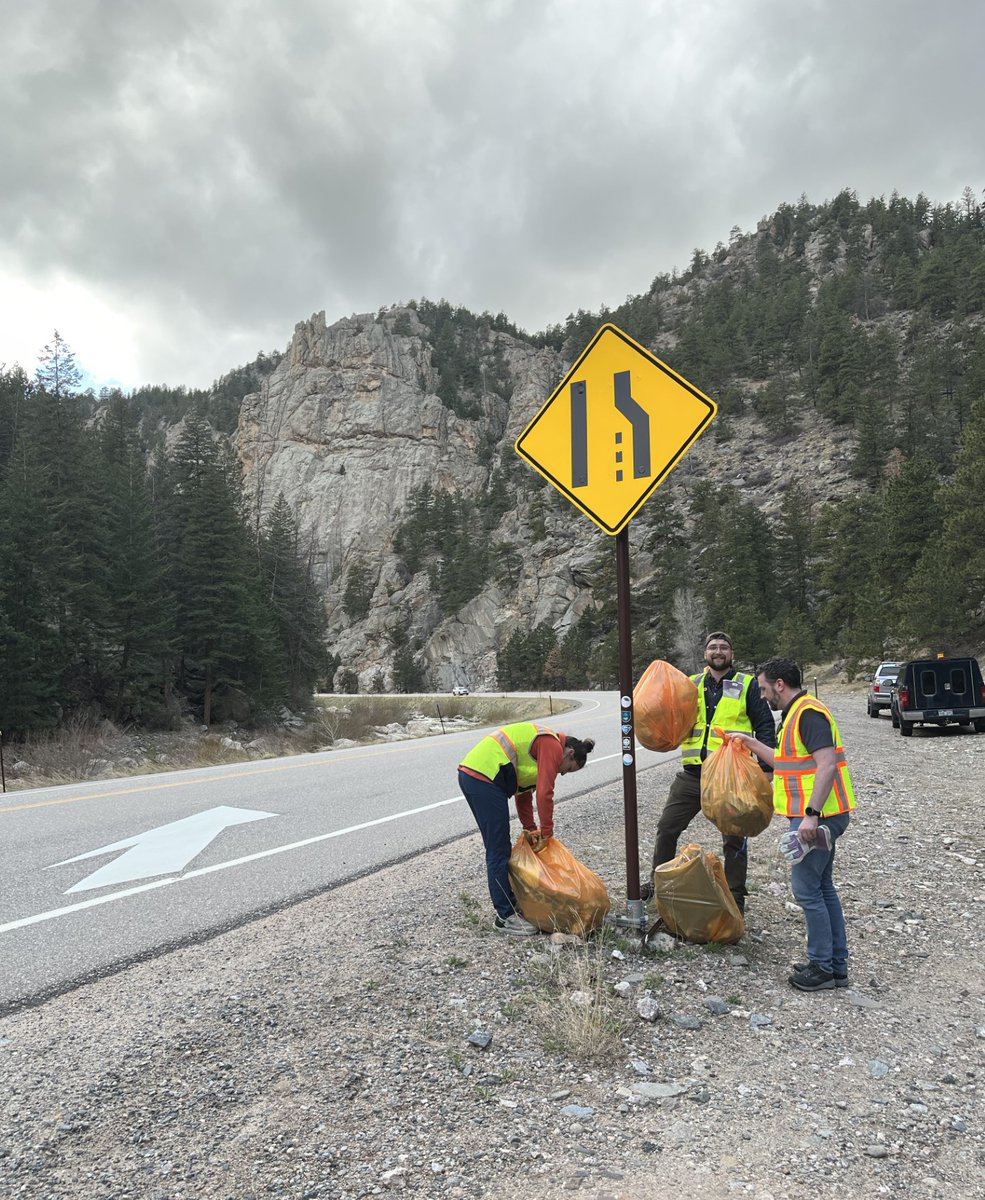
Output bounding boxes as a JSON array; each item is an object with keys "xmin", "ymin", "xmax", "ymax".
[
  {"xmin": 980, "ymin": 684, "xmax": 985, "ymax": 704},
  {"xmin": 899, "ymin": 688, "xmax": 910, "ymax": 707}
]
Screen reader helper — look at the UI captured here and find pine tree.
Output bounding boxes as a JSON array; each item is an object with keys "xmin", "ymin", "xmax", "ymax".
[
  {"xmin": 342, "ymin": 552, "xmax": 375, "ymax": 619},
  {"xmin": 908, "ymin": 394, "xmax": 985, "ymax": 643},
  {"xmin": 773, "ymin": 484, "xmax": 816, "ymax": 620},
  {"xmin": 0, "ymin": 441, "xmax": 63, "ymax": 731},
  {"xmin": 97, "ymin": 395, "xmax": 175, "ymax": 723},
  {"xmin": 814, "ymin": 497, "xmax": 889, "ymax": 664},
  {"xmin": 259, "ymin": 494, "xmax": 328, "ymax": 706},
  {"xmin": 35, "ymin": 330, "xmax": 83, "ymax": 399},
  {"xmin": 24, "ymin": 333, "xmax": 109, "ymax": 710},
  {"xmin": 0, "ymin": 366, "xmax": 30, "ymax": 473},
  {"xmin": 163, "ymin": 410, "xmax": 283, "ymax": 724}
]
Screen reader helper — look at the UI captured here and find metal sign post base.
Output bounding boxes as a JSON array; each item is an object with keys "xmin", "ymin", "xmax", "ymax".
[{"xmin": 606, "ymin": 899, "xmax": 648, "ymax": 933}]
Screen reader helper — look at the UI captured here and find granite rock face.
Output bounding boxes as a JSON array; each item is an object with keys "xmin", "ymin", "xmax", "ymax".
[
  {"xmin": 235, "ymin": 306, "xmax": 596, "ymax": 690},
  {"xmin": 234, "ymin": 304, "xmax": 856, "ymax": 690}
]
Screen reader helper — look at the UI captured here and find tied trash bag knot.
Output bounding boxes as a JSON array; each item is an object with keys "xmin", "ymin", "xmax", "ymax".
[
  {"xmin": 633, "ymin": 660, "xmax": 699, "ymax": 752},
  {"xmin": 700, "ymin": 728, "xmax": 774, "ymax": 838}
]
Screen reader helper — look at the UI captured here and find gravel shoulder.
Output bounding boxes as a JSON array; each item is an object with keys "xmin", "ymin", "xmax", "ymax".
[{"xmin": 1, "ymin": 695, "xmax": 983, "ymax": 1200}]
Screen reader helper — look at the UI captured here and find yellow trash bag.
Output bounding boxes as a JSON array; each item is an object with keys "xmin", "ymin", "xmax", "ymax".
[
  {"xmin": 633, "ymin": 660, "xmax": 699, "ymax": 752},
  {"xmin": 509, "ymin": 834, "xmax": 611, "ymax": 936},
  {"xmin": 700, "ymin": 730, "xmax": 775, "ymax": 838},
  {"xmin": 652, "ymin": 843, "xmax": 745, "ymax": 944}
]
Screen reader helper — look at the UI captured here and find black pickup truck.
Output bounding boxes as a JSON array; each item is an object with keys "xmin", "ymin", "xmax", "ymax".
[{"xmin": 890, "ymin": 656, "xmax": 985, "ymax": 737}]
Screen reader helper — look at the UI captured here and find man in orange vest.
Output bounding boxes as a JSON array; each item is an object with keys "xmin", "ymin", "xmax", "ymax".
[{"xmin": 732, "ymin": 656, "xmax": 857, "ymax": 992}]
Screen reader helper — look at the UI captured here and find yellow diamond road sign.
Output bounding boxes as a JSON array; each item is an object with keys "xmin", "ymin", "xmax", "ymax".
[{"xmin": 515, "ymin": 324, "xmax": 717, "ymax": 535}]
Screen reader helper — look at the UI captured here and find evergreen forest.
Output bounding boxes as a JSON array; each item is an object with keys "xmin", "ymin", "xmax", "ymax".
[{"xmin": 0, "ymin": 335, "xmax": 326, "ymax": 735}]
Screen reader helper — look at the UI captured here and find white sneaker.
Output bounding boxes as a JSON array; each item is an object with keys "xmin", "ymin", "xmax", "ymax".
[{"xmin": 494, "ymin": 913, "xmax": 539, "ymax": 936}]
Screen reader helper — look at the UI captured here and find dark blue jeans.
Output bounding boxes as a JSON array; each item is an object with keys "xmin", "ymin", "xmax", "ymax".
[
  {"xmin": 458, "ymin": 770, "xmax": 518, "ymax": 919},
  {"xmin": 790, "ymin": 811, "xmax": 851, "ymax": 975}
]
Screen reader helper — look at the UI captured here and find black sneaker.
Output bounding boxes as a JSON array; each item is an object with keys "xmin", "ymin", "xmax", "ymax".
[
  {"xmin": 789, "ymin": 963, "xmax": 836, "ymax": 992},
  {"xmin": 793, "ymin": 961, "xmax": 848, "ymax": 988}
]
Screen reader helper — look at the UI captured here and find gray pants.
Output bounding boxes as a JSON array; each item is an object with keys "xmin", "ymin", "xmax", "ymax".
[{"xmin": 651, "ymin": 769, "xmax": 748, "ymax": 911}]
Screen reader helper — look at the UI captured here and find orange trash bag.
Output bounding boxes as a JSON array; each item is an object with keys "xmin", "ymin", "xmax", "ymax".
[
  {"xmin": 508, "ymin": 834, "xmax": 611, "ymax": 937},
  {"xmin": 652, "ymin": 843, "xmax": 745, "ymax": 944},
  {"xmin": 700, "ymin": 730, "xmax": 775, "ymax": 838},
  {"xmin": 633, "ymin": 660, "xmax": 699, "ymax": 752}
]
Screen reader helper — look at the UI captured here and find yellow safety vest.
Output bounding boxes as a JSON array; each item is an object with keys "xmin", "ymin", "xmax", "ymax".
[
  {"xmin": 773, "ymin": 694, "xmax": 857, "ymax": 818},
  {"xmin": 681, "ymin": 670, "xmax": 755, "ymax": 766},
  {"xmin": 460, "ymin": 722, "xmax": 560, "ymax": 792}
]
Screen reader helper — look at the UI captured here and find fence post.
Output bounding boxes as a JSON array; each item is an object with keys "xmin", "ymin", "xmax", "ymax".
[
  {"xmin": 435, "ymin": 704, "xmax": 446, "ymax": 735},
  {"xmin": 0, "ymin": 729, "xmax": 5, "ymax": 793}
]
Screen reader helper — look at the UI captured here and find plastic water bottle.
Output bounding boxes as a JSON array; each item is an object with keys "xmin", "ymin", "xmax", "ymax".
[{"xmin": 778, "ymin": 824, "xmax": 832, "ymax": 863}]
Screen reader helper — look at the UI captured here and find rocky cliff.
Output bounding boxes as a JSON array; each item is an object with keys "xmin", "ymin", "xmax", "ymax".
[
  {"xmin": 235, "ymin": 307, "xmax": 593, "ymax": 689},
  {"xmin": 234, "ymin": 301, "xmax": 857, "ymax": 691}
]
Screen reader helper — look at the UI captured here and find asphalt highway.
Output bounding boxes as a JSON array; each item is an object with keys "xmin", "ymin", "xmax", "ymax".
[{"xmin": 0, "ymin": 692, "xmax": 678, "ymax": 1013}]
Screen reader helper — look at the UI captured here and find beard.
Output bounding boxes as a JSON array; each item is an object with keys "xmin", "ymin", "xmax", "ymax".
[{"xmin": 706, "ymin": 653, "xmax": 732, "ymax": 671}]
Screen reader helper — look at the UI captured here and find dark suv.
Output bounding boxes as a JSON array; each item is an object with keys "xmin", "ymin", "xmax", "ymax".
[{"xmin": 890, "ymin": 656, "xmax": 985, "ymax": 737}]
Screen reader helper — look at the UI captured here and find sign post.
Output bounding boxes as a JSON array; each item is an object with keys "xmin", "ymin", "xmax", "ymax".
[{"xmin": 515, "ymin": 324, "xmax": 717, "ymax": 929}]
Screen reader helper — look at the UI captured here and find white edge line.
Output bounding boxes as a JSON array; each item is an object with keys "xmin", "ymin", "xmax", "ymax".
[
  {"xmin": 0, "ymin": 795, "xmax": 462, "ymax": 934},
  {"xmin": 0, "ymin": 749, "xmax": 638, "ymax": 936}
]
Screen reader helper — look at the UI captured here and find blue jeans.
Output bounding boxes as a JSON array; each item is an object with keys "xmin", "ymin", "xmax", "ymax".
[
  {"xmin": 458, "ymin": 770, "xmax": 519, "ymax": 919},
  {"xmin": 790, "ymin": 811, "xmax": 851, "ymax": 976}
]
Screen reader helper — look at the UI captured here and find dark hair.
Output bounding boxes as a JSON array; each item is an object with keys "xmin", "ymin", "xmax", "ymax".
[
  {"xmin": 758, "ymin": 656, "xmax": 802, "ymax": 688},
  {"xmin": 564, "ymin": 735, "xmax": 595, "ymax": 767},
  {"xmin": 705, "ymin": 631, "xmax": 733, "ymax": 648}
]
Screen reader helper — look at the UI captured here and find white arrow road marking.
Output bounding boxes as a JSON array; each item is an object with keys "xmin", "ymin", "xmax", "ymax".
[{"xmin": 48, "ymin": 806, "xmax": 277, "ymax": 893}]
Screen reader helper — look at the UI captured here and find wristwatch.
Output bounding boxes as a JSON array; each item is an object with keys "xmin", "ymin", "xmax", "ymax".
[{"xmin": 804, "ymin": 806, "xmax": 823, "ymax": 817}]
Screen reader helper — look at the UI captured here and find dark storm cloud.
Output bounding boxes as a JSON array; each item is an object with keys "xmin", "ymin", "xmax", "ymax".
[{"xmin": 1, "ymin": 0, "xmax": 983, "ymax": 385}]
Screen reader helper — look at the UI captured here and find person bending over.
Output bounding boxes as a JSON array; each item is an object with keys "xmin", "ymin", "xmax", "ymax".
[{"xmin": 458, "ymin": 723, "xmax": 594, "ymax": 935}]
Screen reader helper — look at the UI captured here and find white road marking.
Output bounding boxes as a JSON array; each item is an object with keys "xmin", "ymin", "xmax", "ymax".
[
  {"xmin": 1, "ymin": 795, "xmax": 462, "ymax": 934},
  {"xmin": 49, "ymin": 806, "xmax": 277, "ymax": 893}
]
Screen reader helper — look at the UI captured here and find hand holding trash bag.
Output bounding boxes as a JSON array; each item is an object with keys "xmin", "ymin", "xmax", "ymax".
[
  {"xmin": 700, "ymin": 729, "xmax": 774, "ymax": 838},
  {"xmin": 509, "ymin": 835, "xmax": 610, "ymax": 936}
]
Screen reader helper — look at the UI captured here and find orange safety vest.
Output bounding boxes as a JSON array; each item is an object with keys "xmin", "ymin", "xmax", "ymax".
[{"xmin": 773, "ymin": 694, "xmax": 857, "ymax": 818}]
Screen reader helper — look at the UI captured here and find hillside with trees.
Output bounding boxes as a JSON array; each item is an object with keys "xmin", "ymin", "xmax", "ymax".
[
  {"xmin": 2, "ymin": 187, "xmax": 984, "ymax": 731},
  {"xmin": 0, "ymin": 335, "xmax": 325, "ymax": 734}
]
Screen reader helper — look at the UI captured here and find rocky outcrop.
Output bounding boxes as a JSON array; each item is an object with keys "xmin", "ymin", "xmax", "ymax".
[
  {"xmin": 235, "ymin": 307, "xmax": 582, "ymax": 689},
  {"xmin": 234, "ymin": 305, "xmax": 857, "ymax": 690}
]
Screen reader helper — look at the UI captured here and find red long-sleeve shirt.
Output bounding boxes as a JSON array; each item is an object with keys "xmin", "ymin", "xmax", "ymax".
[{"xmin": 514, "ymin": 732, "xmax": 566, "ymax": 839}]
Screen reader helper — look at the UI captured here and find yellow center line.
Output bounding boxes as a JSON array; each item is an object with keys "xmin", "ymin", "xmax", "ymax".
[
  {"xmin": 1, "ymin": 702, "xmax": 604, "ymax": 815},
  {"xmin": 0, "ymin": 739, "xmax": 450, "ymax": 814}
]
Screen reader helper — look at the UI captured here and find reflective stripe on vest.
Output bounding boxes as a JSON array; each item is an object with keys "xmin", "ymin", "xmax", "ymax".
[
  {"xmin": 681, "ymin": 670, "xmax": 755, "ymax": 765},
  {"xmin": 460, "ymin": 722, "xmax": 560, "ymax": 791},
  {"xmin": 773, "ymin": 695, "xmax": 857, "ymax": 818}
]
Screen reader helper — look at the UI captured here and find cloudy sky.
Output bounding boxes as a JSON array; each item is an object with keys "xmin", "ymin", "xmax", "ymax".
[{"xmin": 2, "ymin": 0, "xmax": 983, "ymax": 390}]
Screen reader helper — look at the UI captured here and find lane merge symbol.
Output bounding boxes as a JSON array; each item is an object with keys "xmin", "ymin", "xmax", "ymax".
[{"xmin": 516, "ymin": 324, "xmax": 717, "ymax": 535}]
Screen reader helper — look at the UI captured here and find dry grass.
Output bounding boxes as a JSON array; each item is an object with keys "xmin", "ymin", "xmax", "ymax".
[
  {"xmin": 530, "ymin": 931, "xmax": 632, "ymax": 1061},
  {"xmin": 0, "ymin": 694, "xmax": 575, "ymax": 791},
  {"xmin": 312, "ymin": 693, "xmax": 573, "ymax": 745},
  {"xmin": 4, "ymin": 715, "xmax": 113, "ymax": 784}
]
